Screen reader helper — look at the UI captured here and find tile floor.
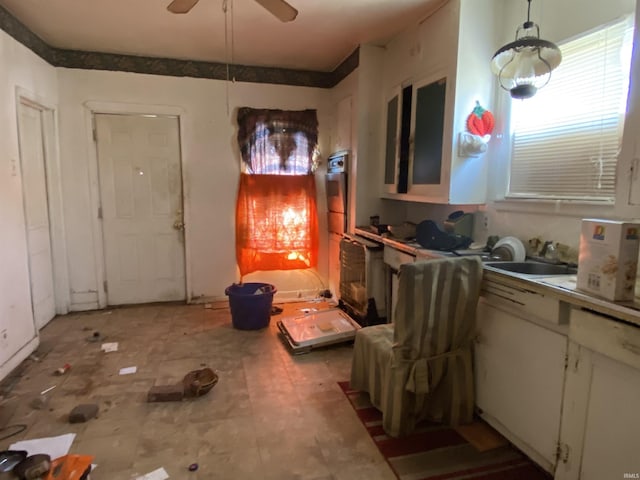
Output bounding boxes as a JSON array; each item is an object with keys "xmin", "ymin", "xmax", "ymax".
[{"xmin": 0, "ymin": 301, "xmax": 396, "ymax": 479}]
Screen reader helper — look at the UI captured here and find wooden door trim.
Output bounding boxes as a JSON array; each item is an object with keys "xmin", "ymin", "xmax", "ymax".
[{"xmin": 15, "ymin": 87, "xmax": 70, "ymax": 317}]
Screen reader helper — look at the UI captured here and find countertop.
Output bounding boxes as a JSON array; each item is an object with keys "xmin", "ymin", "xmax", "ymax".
[{"xmin": 353, "ymin": 227, "xmax": 640, "ymax": 328}]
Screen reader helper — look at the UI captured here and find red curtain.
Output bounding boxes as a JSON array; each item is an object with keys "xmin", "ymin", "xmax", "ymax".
[{"xmin": 236, "ymin": 173, "xmax": 318, "ymax": 277}]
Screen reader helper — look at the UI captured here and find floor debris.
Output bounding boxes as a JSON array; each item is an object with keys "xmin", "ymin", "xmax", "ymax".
[
  {"xmin": 69, "ymin": 404, "xmax": 99, "ymax": 423},
  {"xmin": 135, "ymin": 467, "xmax": 169, "ymax": 480},
  {"xmin": 100, "ymin": 342, "xmax": 118, "ymax": 353},
  {"xmin": 147, "ymin": 384, "xmax": 184, "ymax": 402},
  {"xmin": 118, "ymin": 366, "xmax": 137, "ymax": 375}
]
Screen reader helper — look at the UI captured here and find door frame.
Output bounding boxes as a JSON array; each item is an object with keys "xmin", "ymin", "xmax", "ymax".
[
  {"xmin": 15, "ymin": 87, "xmax": 70, "ymax": 318},
  {"xmin": 84, "ymin": 101, "xmax": 190, "ymax": 308}
]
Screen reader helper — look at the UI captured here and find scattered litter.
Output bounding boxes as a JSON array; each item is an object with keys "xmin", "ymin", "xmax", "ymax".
[
  {"xmin": 28, "ymin": 354, "xmax": 40, "ymax": 362},
  {"xmin": 69, "ymin": 403, "xmax": 99, "ymax": 423},
  {"xmin": 54, "ymin": 363, "xmax": 71, "ymax": 375},
  {"xmin": 183, "ymin": 368, "xmax": 218, "ymax": 398},
  {"xmin": 270, "ymin": 305, "xmax": 283, "ymax": 315},
  {"xmin": 147, "ymin": 384, "xmax": 184, "ymax": 402},
  {"xmin": 101, "ymin": 342, "xmax": 118, "ymax": 353},
  {"xmin": 10, "ymin": 433, "xmax": 76, "ymax": 460},
  {"xmin": 135, "ymin": 467, "xmax": 169, "ymax": 480},
  {"xmin": 13, "ymin": 453, "xmax": 51, "ymax": 479},
  {"xmin": 102, "ymin": 310, "xmax": 113, "ymax": 315},
  {"xmin": 119, "ymin": 366, "xmax": 137, "ymax": 375},
  {"xmin": 86, "ymin": 331, "xmax": 103, "ymax": 343},
  {"xmin": 188, "ymin": 462, "xmax": 199, "ymax": 471},
  {"xmin": 299, "ymin": 308, "xmax": 318, "ymax": 314},
  {"xmin": 29, "ymin": 395, "xmax": 50, "ymax": 410},
  {"xmin": 204, "ymin": 303, "xmax": 213, "ymax": 309},
  {"xmin": 48, "ymin": 455, "xmax": 93, "ymax": 480},
  {"xmin": 40, "ymin": 385, "xmax": 56, "ymax": 395}
]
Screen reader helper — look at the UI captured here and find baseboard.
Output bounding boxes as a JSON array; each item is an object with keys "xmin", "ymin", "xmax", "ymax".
[{"xmin": 0, "ymin": 336, "xmax": 40, "ymax": 383}]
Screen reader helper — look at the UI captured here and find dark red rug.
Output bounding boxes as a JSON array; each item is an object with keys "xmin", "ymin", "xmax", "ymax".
[{"xmin": 338, "ymin": 381, "xmax": 552, "ymax": 480}]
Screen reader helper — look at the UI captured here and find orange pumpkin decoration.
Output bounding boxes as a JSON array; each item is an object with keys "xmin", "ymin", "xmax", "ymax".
[{"xmin": 466, "ymin": 101, "xmax": 494, "ymax": 137}]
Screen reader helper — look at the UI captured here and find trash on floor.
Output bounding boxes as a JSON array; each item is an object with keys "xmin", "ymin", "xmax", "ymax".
[
  {"xmin": 118, "ymin": 366, "xmax": 137, "ymax": 375},
  {"xmin": 68, "ymin": 404, "xmax": 99, "ymax": 424},
  {"xmin": 30, "ymin": 387, "xmax": 55, "ymax": 410},
  {"xmin": 13, "ymin": 453, "xmax": 51, "ymax": 479},
  {"xmin": 135, "ymin": 467, "xmax": 169, "ymax": 480},
  {"xmin": 86, "ymin": 331, "xmax": 103, "ymax": 343},
  {"xmin": 147, "ymin": 384, "xmax": 184, "ymax": 403},
  {"xmin": 53, "ymin": 363, "xmax": 71, "ymax": 375},
  {"xmin": 9, "ymin": 433, "xmax": 76, "ymax": 462},
  {"xmin": 45, "ymin": 454, "xmax": 93, "ymax": 480},
  {"xmin": 277, "ymin": 308, "xmax": 361, "ymax": 354},
  {"xmin": 182, "ymin": 367, "xmax": 218, "ymax": 398},
  {"xmin": 100, "ymin": 342, "xmax": 118, "ymax": 353},
  {"xmin": 188, "ymin": 462, "xmax": 198, "ymax": 471},
  {"xmin": 270, "ymin": 305, "xmax": 283, "ymax": 315}
]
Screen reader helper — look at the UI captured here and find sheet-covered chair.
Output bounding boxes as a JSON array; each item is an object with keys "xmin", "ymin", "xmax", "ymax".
[{"xmin": 350, "ymin": 256, "xmax": 483, "ymax": 437}]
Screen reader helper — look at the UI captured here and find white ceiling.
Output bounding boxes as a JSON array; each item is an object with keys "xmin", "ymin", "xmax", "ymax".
[{"xmin": 0, "ymin": 0, "xmax": 447, "ymax": 72}]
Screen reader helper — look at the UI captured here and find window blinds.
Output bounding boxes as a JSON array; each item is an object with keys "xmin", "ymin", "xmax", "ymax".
[{"xmin": 508, "ymin": 16, "xmax": 634, "ymax": 201}]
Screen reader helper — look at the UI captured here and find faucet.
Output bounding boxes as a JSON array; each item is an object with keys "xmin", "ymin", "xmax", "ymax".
[{"xmin": 540, "ymin": 241, "xmax": 559, "ymax": 262}]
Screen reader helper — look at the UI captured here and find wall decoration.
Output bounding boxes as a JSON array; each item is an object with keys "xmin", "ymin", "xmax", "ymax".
[{"xmin": 458, "ymin": 101, "xmax": 495, "ymax": 157}]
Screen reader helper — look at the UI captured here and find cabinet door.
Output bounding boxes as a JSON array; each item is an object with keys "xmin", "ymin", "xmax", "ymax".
[
  {"xmin": 408, "ymin": 73, "xmax": 451, "ymax": 199},
  {"xmin": 383, "ymin": 89, "xmax": 400, "ymax": 194},
  {"xmin": 383, "ymin": 85, "xmax": 413, "ymax": 195},
  {"xmin": 579, "ymin": 351, "xmax": 640, "ymax": 479},
  {"xmin": 474, "ymin": 299, "xmax": 567, "ymax": 471}
]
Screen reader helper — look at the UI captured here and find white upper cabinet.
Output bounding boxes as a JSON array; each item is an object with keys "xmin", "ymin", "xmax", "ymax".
[{"xmin": 379, "ymin": 0, "xmax": 498, "ymax": 204}]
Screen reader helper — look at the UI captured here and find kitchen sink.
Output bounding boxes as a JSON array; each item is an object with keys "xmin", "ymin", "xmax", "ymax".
[{"xmin": 485, "ymin": 261, "xmax": 577, "ymax": 276}]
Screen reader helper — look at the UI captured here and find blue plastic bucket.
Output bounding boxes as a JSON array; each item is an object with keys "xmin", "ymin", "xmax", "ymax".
[{"xmin": 225, "ymin": 283, "xmax": 277, "ymax": 330}]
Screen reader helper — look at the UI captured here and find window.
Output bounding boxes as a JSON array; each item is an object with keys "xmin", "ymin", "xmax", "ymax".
[
  {"xmin": 235, "ymin": 108, "xmax": 319, "ymax": 277},
  {"xmin": 508, "ymin": 16, "xmax": 634, "ymax": 201}
]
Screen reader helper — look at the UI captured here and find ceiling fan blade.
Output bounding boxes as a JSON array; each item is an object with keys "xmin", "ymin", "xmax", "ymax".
[
  {"xmin": 254, "ymin": 0, "xmax": 298, "ymax": 22},
  {"xmin": 167, "ymin": 0, "xmax": 200, "ymax": 14}
]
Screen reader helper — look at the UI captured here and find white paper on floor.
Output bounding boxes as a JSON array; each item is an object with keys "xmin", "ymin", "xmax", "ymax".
[
  {"xmin": 9, "ymin": 433, "xmax": 76, "ymax": 460},
  {"xmin": 119, "ymin": 366, "xmax": 137, "ymax": 375},
  {"xmin": 135, "ymin": 467, "xmax": 169, "ymax": 480},
  {"xmin": 101, "ymin": 342, "xmax": 119, "ymax": 353}
]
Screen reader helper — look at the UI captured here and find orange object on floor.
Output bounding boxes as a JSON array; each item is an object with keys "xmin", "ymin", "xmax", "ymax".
[{"xmin": 46, "ymin": 455, "xmax": 94, "ymax": 480}]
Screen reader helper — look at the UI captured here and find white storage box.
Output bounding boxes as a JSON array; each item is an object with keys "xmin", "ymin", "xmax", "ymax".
[{"xmin": 577, "ymin": 219, "xmax": 640, "ymax": 301}]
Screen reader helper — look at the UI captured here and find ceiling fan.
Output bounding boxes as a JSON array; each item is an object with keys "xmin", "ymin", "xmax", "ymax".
[{"xmin": 167, "ymin": 0, "xmax": 298, "ymax": 22}]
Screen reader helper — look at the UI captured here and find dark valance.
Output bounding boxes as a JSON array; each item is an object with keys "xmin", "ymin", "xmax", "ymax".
[{"xmin": 236, "ymin": 108, "xmax": 319, "ymax": 174}]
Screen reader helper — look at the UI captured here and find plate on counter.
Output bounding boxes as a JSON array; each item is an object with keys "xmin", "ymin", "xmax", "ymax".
[{"xmin": 492, "ymin": 236, "xmax": 526, "ymax": 262}]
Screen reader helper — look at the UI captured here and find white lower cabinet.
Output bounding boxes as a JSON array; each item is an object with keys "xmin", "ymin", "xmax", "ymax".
[
  {"xmin": 556, "ymin": 309, "xmax": 640, "ymax": 480},
  {"xmin": 474, "ymin": 297, "xmax": 567, "ymax": 473}
]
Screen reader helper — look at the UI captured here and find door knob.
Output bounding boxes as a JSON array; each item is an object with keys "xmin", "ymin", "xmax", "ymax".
[{"xmin": 173, "ymin": 220, "xmax": 185, "ymax": 231}]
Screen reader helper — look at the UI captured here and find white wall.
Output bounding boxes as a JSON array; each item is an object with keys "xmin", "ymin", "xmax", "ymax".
[
  {"xmin": 56, "ymin": 69, "xmax": 333, "ymax": 306},
  {"xmin": 0, "ymin": 30, "xmax": 58, "ymax": 378}
]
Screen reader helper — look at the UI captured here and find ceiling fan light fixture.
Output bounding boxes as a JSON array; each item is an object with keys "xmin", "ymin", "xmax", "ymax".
[{"xmin": 491, "ymin": 0, "xmax": 561, "ymax": 99}]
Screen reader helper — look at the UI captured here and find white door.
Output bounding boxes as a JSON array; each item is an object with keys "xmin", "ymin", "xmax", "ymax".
[
  {"xmin": 95, "ymin": 114, "xmax": 185, "ymax": 305},
  {"xmin": 18, "ymin": 102, "xmax": 56, "ymax": 329}
]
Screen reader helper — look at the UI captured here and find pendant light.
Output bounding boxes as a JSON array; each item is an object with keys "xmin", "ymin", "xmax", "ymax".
[{"xmin": 491, "ymin": 0, "xmax": 561, "ymax": 99}]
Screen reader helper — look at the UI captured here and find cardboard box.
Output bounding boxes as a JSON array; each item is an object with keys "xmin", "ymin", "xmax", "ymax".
[{"xmin": 577, "ymin": 219, "xmax": 640, "ymax": 301}]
